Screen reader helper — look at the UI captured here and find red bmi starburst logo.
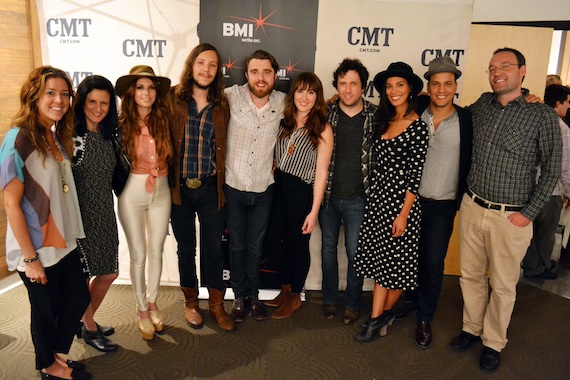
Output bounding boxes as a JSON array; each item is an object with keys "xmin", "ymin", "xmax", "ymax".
[{"xmin": 223, "ymin": 3, "xmax": 298, "ymax": 39}]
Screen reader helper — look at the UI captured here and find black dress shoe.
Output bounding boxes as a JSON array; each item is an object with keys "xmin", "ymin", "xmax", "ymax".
[
  {"xmin": 250, "ymin": 299, "xmax": 267, "ymax": 321},
  {"xmin": 415, "ymin": 320, "xmax": 432, "ymax": 348},
  {"xmin": 82, "ymin": 325, "xmax": 119, "ymax": 352},
  {"xmin": 230, "ymin": 299, "xmax": 248, "ymax": 322},
  {"xmin": 450, "ymin": 331, "xmax": 480, "ymax": 351},
  {"xmin": 41, "ymin": 369, "xmax": 92, "ymax": 380},
  {"xmin": 65, "ymin": 359, "xmax": 86, "ymax": 371},
  {"xmin": 480, "ymin": 346, "xmax": 500, "ymax": 372},
  {"xmin": 323, "ymin": 304, "xmax": 337, "ymax": 320},
  {"xmin": 395, "ymin": 301, "xmax": 418, "ymax": 320}
]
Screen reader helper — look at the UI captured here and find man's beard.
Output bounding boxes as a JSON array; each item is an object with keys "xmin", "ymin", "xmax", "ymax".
[{"xmin": 248, "ymin": 81, "xmax": 273, "ymax": 99}]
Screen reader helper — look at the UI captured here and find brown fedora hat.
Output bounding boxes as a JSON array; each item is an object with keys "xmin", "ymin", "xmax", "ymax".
[{"xmin": 115, "ymin": 65, "xmax": 171, "ymax": 98}]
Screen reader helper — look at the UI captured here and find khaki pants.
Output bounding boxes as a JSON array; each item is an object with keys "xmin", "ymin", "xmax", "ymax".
[{"xmin": 458, "ymin": 193, "xmax": 532, "ymax": 352}]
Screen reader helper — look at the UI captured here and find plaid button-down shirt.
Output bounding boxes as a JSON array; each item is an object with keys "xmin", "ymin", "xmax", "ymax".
[
  {"xmin": 467, "ymin": 90, "xmax": 562, "ymax": 220},
  {"xmin": 181, "ymin": 98, "xmax": 216, "ymax": 179},
  {"xmin": 323, "ymin": 98, "xmax": 378, "ymax": 207}
]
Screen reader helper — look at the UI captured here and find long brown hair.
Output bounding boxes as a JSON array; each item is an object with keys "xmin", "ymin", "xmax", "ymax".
[
  {"xmin": 12, "ymin": 66, "xmax": 75, "ymax": 158},
  {"xmin": 281, "ymin": 72, "xmax": 328, "ymax": 148},
  {"xmin": 175, "ymin": 43, "xmax": 227, "ymax": 107},
  {"xmin": 118, "ymin": 78, "xmax": 172, "ymax": 166}
]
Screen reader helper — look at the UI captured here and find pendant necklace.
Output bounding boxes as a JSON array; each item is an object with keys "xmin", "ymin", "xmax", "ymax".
[{"xmin": 42, "ymin": 133, "xmax": 69, "ymax": 193}]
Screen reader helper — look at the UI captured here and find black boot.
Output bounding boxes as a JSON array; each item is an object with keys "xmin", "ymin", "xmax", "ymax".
[
  {"xmin": 82, "ymin": 325, "xmax": 119, "ymax": 352},
  {"xmin": 356, "ymin": 310, "xmax": 395, "ymax": 343}
]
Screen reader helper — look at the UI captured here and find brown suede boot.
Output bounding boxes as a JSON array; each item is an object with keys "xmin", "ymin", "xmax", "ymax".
[
  {"xmin": 264, "ymin": 284, "xmax": 291, "ymax": 307},
  {"xmin": 181, "ymin": 286, "xmax": 203, "ymax": 329},
  {"xmin": 208, "ymin": 287, "xmax": 236, "ymax": 332},
  {"xmin": 271, "ymin": 292, "xmax": 302, "ymax": 319}
]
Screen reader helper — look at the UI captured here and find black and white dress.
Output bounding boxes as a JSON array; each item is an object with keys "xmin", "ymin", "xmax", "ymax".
[
  {"xmin": 354, "ymin": 119, "xmax": 429, "ymax": 290},
  {"xmin": 72, "ymin": 130, "xmax": 119, "ymax": 277}
]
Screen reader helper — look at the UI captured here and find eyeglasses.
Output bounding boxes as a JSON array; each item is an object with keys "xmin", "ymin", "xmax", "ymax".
[{"xmin": 486, "ymin": 63, "xmax": 520, "ymax": 75}]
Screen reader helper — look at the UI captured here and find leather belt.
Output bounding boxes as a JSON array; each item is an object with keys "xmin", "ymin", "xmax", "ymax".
[
  {"xmin": 466, "ymin": 189, "xmax": 524, "ymax": 212},
  {"xmin": 184, "ymin": 176, "xmax": 216, "ymax": 189}
]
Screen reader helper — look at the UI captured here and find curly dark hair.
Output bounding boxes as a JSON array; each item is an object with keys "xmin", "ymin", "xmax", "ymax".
[{"xmin": 332, "ymin": 58, "xmax": 369, "ymax": 89}]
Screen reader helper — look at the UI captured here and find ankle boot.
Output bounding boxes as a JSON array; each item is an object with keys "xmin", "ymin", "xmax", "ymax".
[
  {"xmin": 355, "ymin": 310, "xmax": 395, "ymax": 343},
  {"xmin": 82, "ymin": 325, "xmax": 118, "ymax": 352},
  {"xmin": 271, "ymin": 292, "xmax": 302, "ymax": 319},
  {"xmin": 181, "ymin": 286, "xmax": 203, "ymax": 329},
  {"xmin": 264, "ymin": 284, "xmax": 291, "ymax": 307},
  {"xmin": 208, "ymin": 287, "xmax": 236, "ymax": 332}
]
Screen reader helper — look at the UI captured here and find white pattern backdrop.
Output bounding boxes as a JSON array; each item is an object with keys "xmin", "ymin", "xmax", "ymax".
[{"xmin": 35, "ymin": 0, "xmax": 473, "ymax": 291}]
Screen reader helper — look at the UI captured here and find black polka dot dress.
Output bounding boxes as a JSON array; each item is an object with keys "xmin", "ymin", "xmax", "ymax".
[{"xmin": 354, "ymin": 119, "xmax": 429, "ymax": 290}]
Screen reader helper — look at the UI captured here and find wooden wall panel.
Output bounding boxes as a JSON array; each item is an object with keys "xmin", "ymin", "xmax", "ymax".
[
  {"xmin": 0, "ymin": 0, "xmax": 37, "ymax": 279},
  {"xmin": 444, "ymin": 24, "xmax": 554, "ymax": 276}
]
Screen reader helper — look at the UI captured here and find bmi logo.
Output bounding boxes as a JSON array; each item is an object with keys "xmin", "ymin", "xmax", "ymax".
[{"xmin": 222, "ymin": 3, "xmax": 297, "ymax": 43}]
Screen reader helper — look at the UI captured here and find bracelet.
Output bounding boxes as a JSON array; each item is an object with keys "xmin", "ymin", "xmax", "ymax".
[{"xmin": 23, "ymin": 253, "xmax": 39, "ymax": 264}]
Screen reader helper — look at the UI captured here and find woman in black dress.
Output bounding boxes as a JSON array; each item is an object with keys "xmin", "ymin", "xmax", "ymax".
[
  {"xmin": 354, "ymin": 62, "xmax": 429, "ymax": 343},
  {"xmin": 72, "ymin": 75, "xmax": 120, "ymax": 352}
]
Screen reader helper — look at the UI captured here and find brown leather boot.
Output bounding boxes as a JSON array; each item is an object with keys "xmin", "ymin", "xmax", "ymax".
[
  {"xmin": 271, "ymin": 292, "xmax": 302, "ymax": 319},
  {"xmin": 181, "ymin": 286, "xmax": 203, "ymax": 329},
  {"xmin": 208, "ymin": 287, "xmax": 236, "ymax": 332},
  {"xmin": 264, "ymin": 284, "xmax": 291, "ymax": 307}
]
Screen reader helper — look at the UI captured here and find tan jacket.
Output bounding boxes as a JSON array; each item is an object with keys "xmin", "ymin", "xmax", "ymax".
[{"xmin": 168, "ymin": 86, "xmax": 229, "ymax": 209}]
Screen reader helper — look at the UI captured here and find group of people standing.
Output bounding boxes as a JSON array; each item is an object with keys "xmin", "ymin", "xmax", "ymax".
[{"xmin": 1, "ymin": 42, "xmax": 563, "ymax": 379}]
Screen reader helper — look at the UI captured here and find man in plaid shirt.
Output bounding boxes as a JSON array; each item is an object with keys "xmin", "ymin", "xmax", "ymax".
[{"xmin": 451, "ymin": 47, "xmax": 561, "ymax": 372}]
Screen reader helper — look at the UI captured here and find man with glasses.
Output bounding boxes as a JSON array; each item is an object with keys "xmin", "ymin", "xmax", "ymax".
[{"xmin": 450, "ymin": 47, "xmax": 561, "ymax": 372}]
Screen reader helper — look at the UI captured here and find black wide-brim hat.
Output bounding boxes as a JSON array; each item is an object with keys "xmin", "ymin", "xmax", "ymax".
[{"xmin": 373, "ymin": 61, "xmax": 424, "ymax": 94}]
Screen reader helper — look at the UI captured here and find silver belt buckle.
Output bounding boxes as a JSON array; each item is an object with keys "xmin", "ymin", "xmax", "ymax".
[{"xmin": 185, "ymin": 178, "xmax": 202, "ymax": 189}]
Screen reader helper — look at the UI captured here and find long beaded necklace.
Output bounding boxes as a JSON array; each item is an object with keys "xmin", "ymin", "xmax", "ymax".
[{"xmin": 42, "ymin": 133, "xmax": 69, "ymax": 193}]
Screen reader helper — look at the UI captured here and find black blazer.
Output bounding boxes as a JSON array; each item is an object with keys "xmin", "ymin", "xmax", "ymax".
[{"xmin": 417, "ymin": 95, "xmax": 473, "ymax": 209}]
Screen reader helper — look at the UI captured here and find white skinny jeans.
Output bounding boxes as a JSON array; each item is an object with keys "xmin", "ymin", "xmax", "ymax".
[{"xmin": 118, "ymin": 174, "xmax": 171, "ymax": 312}]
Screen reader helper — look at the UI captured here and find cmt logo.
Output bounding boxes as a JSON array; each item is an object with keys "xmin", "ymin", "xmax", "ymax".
[
  {"xmin": 421, "ymin": 49, "xmax": 465, "ymax": 66},
  {"xmin": 122, "ymin": 40, "xmax": 167, "ymax": 58},
  {"xmin": 66, "ymin": 71, "xmax": 93, "ymax": 88},
  {"xmin": 348, "ymin": 27, "xmax": 394, "ymax": 47},
  {"xmin": 47, "ymin": 18, "xmax": 91, "ymax": 37}
]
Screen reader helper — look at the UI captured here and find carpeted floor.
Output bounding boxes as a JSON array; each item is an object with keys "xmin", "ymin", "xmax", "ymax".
[{"xmin": 1, "ymin": 276, "xmax": 569, "ymax": 380}]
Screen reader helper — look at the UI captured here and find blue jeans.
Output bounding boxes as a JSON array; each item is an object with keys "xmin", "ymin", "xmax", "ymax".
[
  {"xmin": 318, "ymin": 195, "xmax": 365, "ymax": 311},
  {"xmin": 224, "ymin": 184, "xmax": 274, "ymax": 299}
]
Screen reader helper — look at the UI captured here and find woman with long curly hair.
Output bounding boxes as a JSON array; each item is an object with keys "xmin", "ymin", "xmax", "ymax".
[
  {"xmin": 0, "ymin": 66, "xmax": 91, "ymax": 379},
  {"xmin": 263, "ymin": 72, "xmax": 333, "ymax": 319},
  {"xmin": 72, "ymin": 75, "xmax": 120, "ymax": 352},
  {"xmin": 115, "ymin": 65, "xmax": 172, "ymax": 340}
]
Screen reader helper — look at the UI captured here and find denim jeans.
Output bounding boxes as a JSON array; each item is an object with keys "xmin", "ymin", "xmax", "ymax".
[
  {"xmin": 171, "ymin": 181, "xmax": 225, "ymax": 291},
  {"xmin": 224, "ymin": 184, "xmax": 274, "ymax": 299},
  {"xmin": 318, "ymin": 195, "xmax": 365, "ymax": 311}
]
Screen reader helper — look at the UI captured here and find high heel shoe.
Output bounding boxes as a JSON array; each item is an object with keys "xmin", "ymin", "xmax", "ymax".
[
  {"xmin": 355, "ymin": 310, "xmax": 395, "ymax": 343},
  {"xmin": 82, "ymin": 325, "xmax": 118, "ymax": 352},
  {"xmin": 138, "ymin": 315, "xmax": 155, "ymax": 340},
  {"xmin": 149, "ymin": 310, "xmax": 165, "ymax": 332}
]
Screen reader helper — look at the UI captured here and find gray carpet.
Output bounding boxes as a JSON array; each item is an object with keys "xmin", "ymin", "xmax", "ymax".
[{"xmin": 1, "ymin": 276, "xmax": 569, "ymax": 380}]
